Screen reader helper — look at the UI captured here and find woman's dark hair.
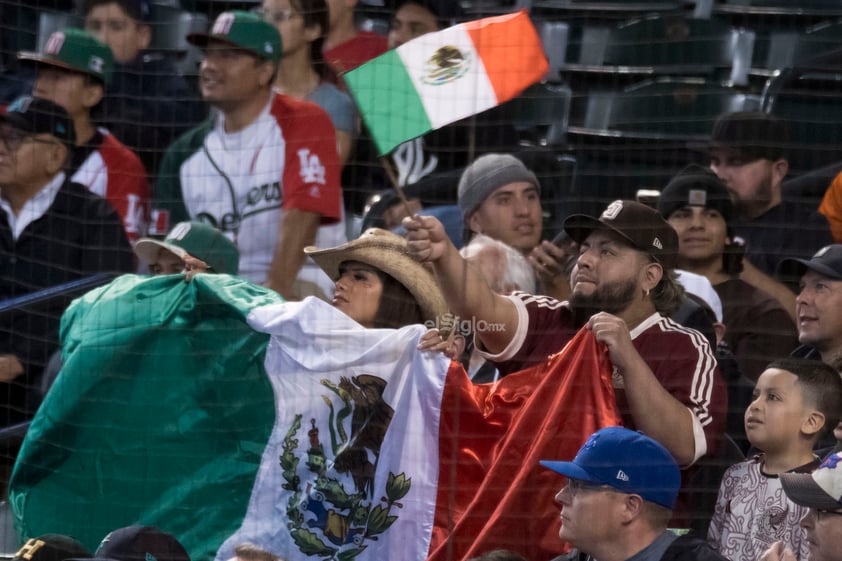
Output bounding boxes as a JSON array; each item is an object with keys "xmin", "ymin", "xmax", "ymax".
[
  {"xmin": 291, "ymin": 0, "xmax": 331, "ymax": 79},
  {"xmin": 372, "ymin": 270, "xmax": 424, "ymax": 329}
]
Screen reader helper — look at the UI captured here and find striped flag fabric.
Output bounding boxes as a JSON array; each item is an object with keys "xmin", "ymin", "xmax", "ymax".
[
  {"xmin": 9, "ymin": 275, "xmax": 619, "ymax": 561},
  {"xmin": 345, "ymin": 10, "xmax": 549, "ymax": 156}
]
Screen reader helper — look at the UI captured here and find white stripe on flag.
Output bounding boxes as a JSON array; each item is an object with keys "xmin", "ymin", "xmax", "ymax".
[
  {"xmin": 218, "ymin": 298, "xmax": 451, "ymax": 561},
  {"xmin": 396, "ymin": 24, "xmax": 498, "ymax": 130}
]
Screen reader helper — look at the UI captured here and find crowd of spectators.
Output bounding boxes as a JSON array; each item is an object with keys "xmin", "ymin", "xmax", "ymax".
[{"xmin": 3, "ymin": 0, "xmax": 842, "ymax": 560}]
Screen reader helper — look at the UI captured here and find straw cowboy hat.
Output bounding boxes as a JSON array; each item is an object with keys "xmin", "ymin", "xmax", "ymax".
[{"xmin": 305, "ymin": 228, "xmax": 448, "ymax": 324}]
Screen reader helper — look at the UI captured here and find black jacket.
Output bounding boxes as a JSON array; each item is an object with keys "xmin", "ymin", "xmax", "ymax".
[
  {"xmin": 553, "ymin": 535, "xmax": 730, "ymax": 561},
  {"xmin": 96, "ymin": 53, "xmax": 206, "ymax": 176},
  {"xmin": 0, "ymin": 177, "xmax": 134, "ymax": 425}
]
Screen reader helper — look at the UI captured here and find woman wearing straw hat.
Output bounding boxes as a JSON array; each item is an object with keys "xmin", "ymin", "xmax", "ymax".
[{"xmin": 304, "ymin": 228, "xmax": 448, "ymax": 330}]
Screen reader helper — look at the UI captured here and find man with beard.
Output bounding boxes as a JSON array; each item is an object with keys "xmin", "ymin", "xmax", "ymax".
[
  {"xmin": 707, "ymin": 112, "xmax": 831, "ymax": 277},
  {"xmin": 407, "ymin": 200, "xmax": 726, "ymax": 469}
]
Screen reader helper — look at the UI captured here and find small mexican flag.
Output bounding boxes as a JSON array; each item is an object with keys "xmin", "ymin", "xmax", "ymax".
[{"xmin": 345, "ymin": 10, "xmax": 549, "ymax": 156}]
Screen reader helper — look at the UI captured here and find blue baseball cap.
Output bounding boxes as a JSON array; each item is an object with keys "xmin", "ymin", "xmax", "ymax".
[{"xmin": 540, "ymin": 426, "xmax": 681, "ymax": 509}]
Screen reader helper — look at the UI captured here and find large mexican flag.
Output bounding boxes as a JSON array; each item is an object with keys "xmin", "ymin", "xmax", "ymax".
[{"xmin": 9, "ymin": 275, "xmax": 619, "ymax": 561}]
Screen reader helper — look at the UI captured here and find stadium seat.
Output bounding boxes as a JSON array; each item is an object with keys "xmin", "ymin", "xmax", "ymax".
[
  {"xmin": 715, "ymin": 0, "xmax": 842, "ymax": 16},
  {"xmin": 562, "ymin": 14, "xmax": 756, "ymax": 87},
  {"xmin": 761, "ymin": 67, "xmax": 842, "ymax": 173},
  {"xmin": 462, "ymin": 0, "xmax": 525, "ymax": 16},
  {"xmin": 751, "ymin": 19, "xmax": 842, "ymax": 78},
  {"xmin": 517, "ymin": 149, "xmax": 578, "ymax": 240},
  {"xmin": 148, "ymin": 4, "xmax": 208, "ymax": 76},
  {"xmin": 536, "ymin": 19, "xmax": 570, "ymax": 82},
  {"xmin": 782, "ymin": 160, "xmax": 842, "ymax": 209},
  {"xmin": 569, "ymin": 78, "xmax": 761, "ymax": 140},
  {"xmin": 358, "ymin": 16, "xmax": 389, "ymax": 36},
  {"xmin": 528, "ymin": 0, "xmax": 689, "ymax": 21},
  {"xmin": 507, "ymin": 81, "xmax": 571, "ymax": 148},
  {"xmin": 36, "ymin": 11, "xmax": 83, "ymax": 53}
]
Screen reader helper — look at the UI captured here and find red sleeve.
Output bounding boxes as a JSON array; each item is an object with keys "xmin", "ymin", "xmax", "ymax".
[
  {"xmin": 493, "ymin": 293, "xmax": 577, "ymax": 375},
  {"xmin": 635, "ymin": 324, "xmax": 728, "ymax": 456},
  {"xmin": 271, "ymin": 95, "xmax": 342, "ymax": 225},
  {"xmin": 98, "ymin": 134, "xmax": 151, "ymax": 242}
]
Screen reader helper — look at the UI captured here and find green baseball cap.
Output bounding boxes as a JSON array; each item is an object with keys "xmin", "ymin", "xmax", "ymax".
[
  {"xmin": 18, "ymin": 29, "xmax": 114, "ymax": 86},
  {"xmin": 187, "ymin": 10, "xmax": 282, "ymax": 64},
  {"xmin": 134, "ymin": 222, "xmax": 240, "ymax": 275}
]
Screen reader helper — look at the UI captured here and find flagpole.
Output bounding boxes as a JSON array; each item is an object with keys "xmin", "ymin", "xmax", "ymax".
[{"xmin": 379, "ymin": 156, "xmax": 417, "ymax": 220}]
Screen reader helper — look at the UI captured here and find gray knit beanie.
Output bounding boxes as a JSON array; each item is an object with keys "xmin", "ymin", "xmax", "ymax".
[{"xmin": 457, "ymin": 154, "xmax": 540, "ymax": 223}]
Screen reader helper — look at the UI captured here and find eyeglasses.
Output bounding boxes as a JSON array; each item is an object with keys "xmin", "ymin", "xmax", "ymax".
[
  {"xmin": 565, "ymin": 478, "xmax": 618, "ymax": 497},
  {"xmin": 257, "ymin": 8, "xmax": 300, "ymax": 24},
  {"xmin": 814, "ymin": 507, "xmax": 842, "ymax": 522},
  {"xmin": 0, "ymin": 129, "xmax": 57, "ymax": 153}
]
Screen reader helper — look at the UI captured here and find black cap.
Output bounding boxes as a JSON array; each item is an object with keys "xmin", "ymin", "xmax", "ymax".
[
  {"xmin": 86, "ymin": 526, "xmax": 190, "ymax": 561},
  {"xmin": 658, "ymin": 164, "xmax": 735, "ymax": 225},
  {"xmin": 564, "ymin": 200, "xmax": 679, "ymax": 270},
  {"xmin": 0, "ymin": 96, "xmax": 75, "ymax": 145},
  {"xmin": 13, "ymin": 535, "xmax": 92, "ymax": 561},
  {"xmin": 708, "ymin": 111, "xmax": 789, "ymax": 162},
  {"xmin": 778, "ymin": 244, "xmax": 842, "ymax": 283}
]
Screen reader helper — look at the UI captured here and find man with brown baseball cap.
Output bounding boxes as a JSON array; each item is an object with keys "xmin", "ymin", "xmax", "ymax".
[{"xmin": 405, "ymin": 200, "xmax": 726, "ymax": 471}]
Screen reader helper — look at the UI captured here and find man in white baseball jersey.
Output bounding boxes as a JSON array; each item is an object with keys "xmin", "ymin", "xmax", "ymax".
[{"xmin": 153, "ymin": 10, "xmax": 343, "ymax": 299}]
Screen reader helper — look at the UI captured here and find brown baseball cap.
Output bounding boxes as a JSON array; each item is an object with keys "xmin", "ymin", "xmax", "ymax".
[{"xmin": 564, "ymin": 200, "xmax": 679, "ymax": 270}]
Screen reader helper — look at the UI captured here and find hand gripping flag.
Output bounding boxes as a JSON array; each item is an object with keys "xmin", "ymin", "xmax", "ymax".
[{"xmin": 345, "ymin": 10, "xmax": 549, "ymax": 156}]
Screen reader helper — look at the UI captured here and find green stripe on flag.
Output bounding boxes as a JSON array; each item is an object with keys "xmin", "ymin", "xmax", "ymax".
[
  {"xmin": 345, "ymin": 49, "xmax": 432, "ymax": 156},
  {"xmin": 9, "ymin": 275, "xmax": 284, "ymax": 561}
]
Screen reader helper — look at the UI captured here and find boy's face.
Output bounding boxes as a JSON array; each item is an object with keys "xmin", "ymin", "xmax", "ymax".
[
  {"xmin": 745, "ymin": 368, "xmax": 817, "ymax": 453},
  {"xmin": 666, "ymin": 205, "xmax": 728, "ymax": 263},
  {"xmin": 33, "ymin": 66, "xmax": 101, "ymax": 122},
  {"xmin": 84, "ymin": 1, "xmax": 151, "ymax": 63}
]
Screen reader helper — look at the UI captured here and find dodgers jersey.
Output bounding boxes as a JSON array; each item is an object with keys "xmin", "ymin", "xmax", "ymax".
[
  {"xmin": 154, "ymin": 94, "xmax": 343, "ymax": 288},
  {"xmin": 70, "ymin": 128, "xmax": 149, "ymax": 243}
]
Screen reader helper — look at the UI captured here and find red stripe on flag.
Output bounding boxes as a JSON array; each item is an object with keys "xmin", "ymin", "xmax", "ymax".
[
  {"xmin": 465, "ymin": 10, "xmax": 550, "ymax": 103},
  {"xmin": 427, "ymin": 328, "xmax": 621, "ymax": 561}
]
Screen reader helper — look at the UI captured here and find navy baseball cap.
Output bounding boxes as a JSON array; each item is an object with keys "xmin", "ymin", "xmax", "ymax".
[
  {"xmin": 0, "ymin": 96, "xmax": 75, "ymax": 145},
  {"xmin": 778, "ymin": 244, "xmax": 842, "ymax": 283},
  {"xmin": 13, "ymin": 535, "xmax": 92, "ymax": 561},
  {"xmin": 78, "ymin": 526, "xmax": 190, "ymax": 561},
  {"xmin": 540, "ymin": 426, "xmax": 681, "ymax": 509}
]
